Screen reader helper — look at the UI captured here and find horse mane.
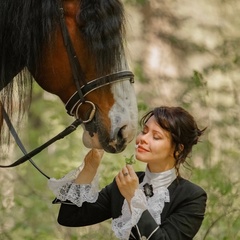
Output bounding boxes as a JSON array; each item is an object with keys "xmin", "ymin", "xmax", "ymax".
[
  {"xmin": 0, "ymin": 0, "xmax": 59, "ymax": 82},
  {"xmin": 0, "ymin": 0, "xmax": 127, "ymax": 148},
  {"xmin": 0, "ymin": 0, "xmax": 59, "ymax": 146}
]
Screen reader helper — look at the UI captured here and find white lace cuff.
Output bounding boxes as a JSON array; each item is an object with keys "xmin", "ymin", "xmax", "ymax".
[
  {"xmin": 48, "ymin": 163, "xmax": 99, "ymax": 207},
  {"xmin": 112, "ymin": 189, "xmax": 147, "ymax": 240}
]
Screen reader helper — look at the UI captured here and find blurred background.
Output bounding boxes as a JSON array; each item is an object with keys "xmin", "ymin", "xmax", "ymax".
[{"xmin": 1, "ymin": 0, "xmax": 239, "ymax": 239}]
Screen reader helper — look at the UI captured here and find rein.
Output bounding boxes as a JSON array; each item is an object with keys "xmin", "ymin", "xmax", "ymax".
[
  {"xmin": 0, "ymin": 0, "xmax": 134, "ymax": 178},
  {"xmin": 0, "ymin": 103, "xmax": 82, "ymax": 179}
]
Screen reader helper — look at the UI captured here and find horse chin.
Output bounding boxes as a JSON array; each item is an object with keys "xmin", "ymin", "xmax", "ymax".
[
  {"xmin": 82, "ymin": 130, "xmax": 103, "ymax": 149},
  {"xmin": 82, "ymin": 129, "xmax": 127, "ymax": 153}
]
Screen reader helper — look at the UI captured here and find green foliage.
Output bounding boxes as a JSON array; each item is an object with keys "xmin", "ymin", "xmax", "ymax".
[
  {"xmin": 125, "ymin": 0, "xmax": 147, "ymax": 6},
  {"xmin": 134, "ymin": 62, "xmax": 148, "ymax": 84},
  {"xmin": 125, "ymin": 154, "xmax": 136, "ymax": 165}
]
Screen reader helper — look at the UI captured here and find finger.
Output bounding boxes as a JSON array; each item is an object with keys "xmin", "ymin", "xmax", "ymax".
[
  {"xmin": 89, "ymin": 149, "xmax": 104, "ymax": 159},
  {"xmin": 116, "ymin": 176, "xmax": 123, "ymax": 191},
  {"xmin": 117, "ymin": 169, "xmax": 129, "ymax": 184},
  {"xmin": 126, "ymin": 165, "xmax": 135, "ymax": 177},
  {"xmin": 116, "ymin": 173, "xmax": 126, "ymax": 187},
  {"xmin": 93, "ymin": 149, "xmax": 104, "ymax": 158},
  {"xmin": 120, "ymin": 170, "xmax": 129, "ymax": 179},
  {"xmin": 121, "ymin": 166, "xmax": 129, "ymax": 176},
  {"xmin": 84, "ymin": 149, "xmax": 104, "ymax": 169}
]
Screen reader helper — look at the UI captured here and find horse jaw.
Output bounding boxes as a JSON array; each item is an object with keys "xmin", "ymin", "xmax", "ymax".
[{"xmin": 82, "ymin": 130, "xmax": 102, "ymax": 149}]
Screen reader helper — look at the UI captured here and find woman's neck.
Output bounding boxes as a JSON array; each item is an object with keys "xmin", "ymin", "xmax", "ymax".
[{"xmin": 147, "ymin": 163, "xmax": 175, "ymax": 173}]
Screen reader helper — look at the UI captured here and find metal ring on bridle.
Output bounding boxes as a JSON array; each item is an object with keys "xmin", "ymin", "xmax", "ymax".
[{"xmin": 74, "ymin": 100, "xmax": 96, "ymax": 123}]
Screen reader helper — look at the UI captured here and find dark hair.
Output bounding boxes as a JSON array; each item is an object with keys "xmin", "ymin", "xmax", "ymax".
[{"xmin": 140, "ymin": 106, "xmax": 206, "ymax": 176}]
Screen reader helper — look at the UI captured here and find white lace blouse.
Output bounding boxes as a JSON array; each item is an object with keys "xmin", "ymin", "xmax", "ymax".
[{"xmin": 48, "ymin": 165, "xmax": 177, "ymax": 240}]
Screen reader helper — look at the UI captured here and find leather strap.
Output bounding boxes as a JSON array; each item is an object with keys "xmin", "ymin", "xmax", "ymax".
[
  {"xmin": 0, "ymin": 102, "xmax": 82, "ymax": 178},
  {"xmin": 65, "ymin": 70, "xmax": 134, "ymax": 116}
]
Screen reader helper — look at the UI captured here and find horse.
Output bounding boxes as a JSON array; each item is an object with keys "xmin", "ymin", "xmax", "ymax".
[{"xmin": 0, "ymin": 0, "xmax": 138, "ymax": 157}]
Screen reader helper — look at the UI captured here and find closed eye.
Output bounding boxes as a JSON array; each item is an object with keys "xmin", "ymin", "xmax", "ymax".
[{"xmin": 153, "ymin": 131, "xmax": 164, "ymax": 140}]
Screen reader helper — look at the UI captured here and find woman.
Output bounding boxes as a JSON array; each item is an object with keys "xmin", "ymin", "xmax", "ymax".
[{"xmin": 49, "ymin": 106, "xmax": 207, "ymax": 240}]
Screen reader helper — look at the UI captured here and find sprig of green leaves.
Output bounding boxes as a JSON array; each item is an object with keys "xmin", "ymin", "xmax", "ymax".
[{"xmin": 125, "ymin": 154, "xmax": 136, "ymax": 165}]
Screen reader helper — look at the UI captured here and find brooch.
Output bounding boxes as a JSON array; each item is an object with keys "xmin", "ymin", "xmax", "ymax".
[{"xmin": 143, "ymin": 183, "xmax": 154, "ymax": 198}]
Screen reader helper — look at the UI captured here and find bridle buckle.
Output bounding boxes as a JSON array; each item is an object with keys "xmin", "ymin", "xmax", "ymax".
[{"xmin": 75, "ymin": 101, "xmax": 96, "ymax": 123}]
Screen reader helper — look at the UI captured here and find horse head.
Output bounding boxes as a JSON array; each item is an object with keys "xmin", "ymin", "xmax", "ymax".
[{"xmin": 25, "ymin": 0, "xmax": 138, "ymax": 153}]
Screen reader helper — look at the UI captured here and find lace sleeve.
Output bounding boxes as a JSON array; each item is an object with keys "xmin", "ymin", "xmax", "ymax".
[
  {"xmin": 48, "ymin": 162, "xmax": 99, "ymax": 207},
  {"xmin": 112, "ymin": 189, "xmax": 147, "ymax": 239}
]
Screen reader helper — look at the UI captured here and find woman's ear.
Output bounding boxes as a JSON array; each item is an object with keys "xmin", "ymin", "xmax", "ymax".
[
  {"xmin": 175, "ymin": 144, "xmax": 184, "ymax": 157},
  {"xmin": 179, "ymin": 144, "xmax": 184, "ymax": 152}
]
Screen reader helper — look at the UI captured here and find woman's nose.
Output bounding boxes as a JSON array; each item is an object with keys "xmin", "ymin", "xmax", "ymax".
[{"xmin": 138, "ymin": 133, "xmax": 148, "ymax": 144}]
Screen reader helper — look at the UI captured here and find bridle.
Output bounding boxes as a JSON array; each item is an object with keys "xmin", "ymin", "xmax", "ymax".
[
  {"xmin": 65, "ymin": 71, "xmax": 134, "ymax": 120},
  {"xmin": 0, "ymin": 0, "xmax": 134, "ymax": 178},
  {"xmin": 58, "ymin": 2, "xmax": 134, "ymax": 122}
]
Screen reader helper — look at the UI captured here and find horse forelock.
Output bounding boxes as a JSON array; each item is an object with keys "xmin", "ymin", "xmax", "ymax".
[{"xmin": 78, "ymin": 0, "xmax": 127, "ymax": 76}]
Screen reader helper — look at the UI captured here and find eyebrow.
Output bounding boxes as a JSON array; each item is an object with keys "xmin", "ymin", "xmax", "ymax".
[{"xmin": 144, "ymin": 124, "xmax": 165, "ymax": 137}]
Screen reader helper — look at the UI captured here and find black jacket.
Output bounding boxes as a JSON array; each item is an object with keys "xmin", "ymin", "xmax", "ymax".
[{"xmin": 54, "ymin": 172, "xmax": 207, "ymax": 239}]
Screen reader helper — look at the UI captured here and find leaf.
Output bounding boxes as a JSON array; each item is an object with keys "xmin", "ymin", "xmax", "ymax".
[{"xmin": 125, "ymin": 154, "xmax": 136, "ymax": 165}]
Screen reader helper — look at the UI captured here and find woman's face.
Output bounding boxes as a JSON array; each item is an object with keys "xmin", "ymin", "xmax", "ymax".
[{"xmin": 135, "ymin": 115, "xmax": 175, "ymax": 172}]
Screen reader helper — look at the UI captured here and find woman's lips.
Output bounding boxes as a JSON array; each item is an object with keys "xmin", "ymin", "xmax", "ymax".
[{"xmin": 137, "ymin": 145, "xmax": 149, "ymax": 152}]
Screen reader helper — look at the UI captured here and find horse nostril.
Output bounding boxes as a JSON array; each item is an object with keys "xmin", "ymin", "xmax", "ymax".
[
  {"xmin": 117, "ymin": 125, "xmax": 127, "ymax": 140},
  {"xmin": 108, "ymin": 125, "xmax": 128, "ymax": 153}
]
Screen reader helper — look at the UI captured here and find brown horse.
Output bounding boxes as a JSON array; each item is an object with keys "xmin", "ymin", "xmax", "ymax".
[{"xmin": 0, "ymin": 0, "xmax": 138, "ymax": 155}]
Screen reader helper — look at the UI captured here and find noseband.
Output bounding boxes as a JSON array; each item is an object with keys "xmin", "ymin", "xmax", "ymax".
[{"xmin": 0, "ymin": 1, "xmax": 134, "ymax": 178}]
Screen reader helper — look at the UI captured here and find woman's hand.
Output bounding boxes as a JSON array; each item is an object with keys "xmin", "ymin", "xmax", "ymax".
[
  {"xmin": 116, "ymin": 164, "xmax": 139, "ymax": 204},
  {"xmin": 74, "ymin": 149, "xmax": 104, "ymax": 184},
  {"xmin": 84, "ymin": 148, "xmax": 104, "ymax": 171}
]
